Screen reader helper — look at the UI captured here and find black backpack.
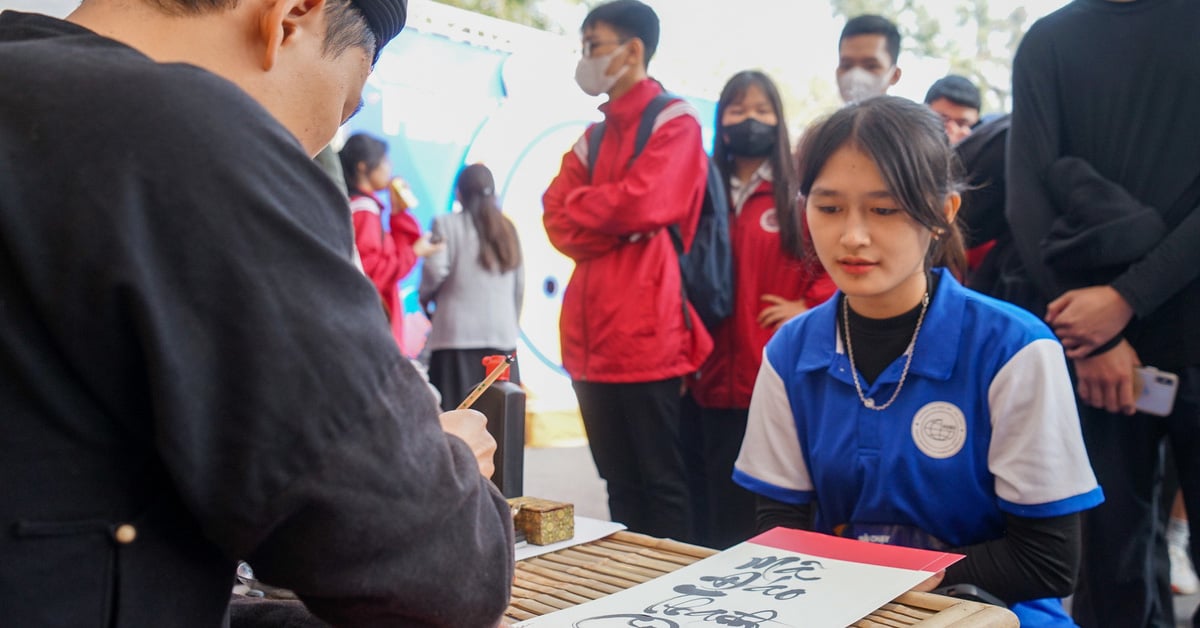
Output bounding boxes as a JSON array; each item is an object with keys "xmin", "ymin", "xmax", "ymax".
[{"xmin": 586, "ymin": 92, "xmax": 733, "ymax": 331}]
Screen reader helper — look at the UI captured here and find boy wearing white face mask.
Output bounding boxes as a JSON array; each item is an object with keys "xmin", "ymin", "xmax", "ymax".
[
  {"xmin": 543, "ymin": 0, "xmax": 710, "ymax": 543},
  {"xmin": 836, "ymin": 14, "xmax": 903, "ymax": 104}
]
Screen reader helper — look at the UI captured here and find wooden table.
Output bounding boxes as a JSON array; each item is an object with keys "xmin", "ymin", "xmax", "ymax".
[{"xmin": 506, "ymin": 530, "xmax": 1019, "ymax": 627}]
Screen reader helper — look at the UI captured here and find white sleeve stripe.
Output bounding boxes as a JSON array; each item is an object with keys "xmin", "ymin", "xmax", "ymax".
[
  {"xmin": 987, "ymin": 338, "xmax": 1099, "ymax": 507},
  {"xmin": 574, "ymin": 102, "xmax": 697, "ymax": 168},
  {"xmin": 735, "ymin": 351, "xmax": 812, "ymax": 493},
  {"xmin": 652, "ymin": 101, "xmax": 701, "ymax": 134},
  {"xmin": 348, "ymin": 197, "xmax": 379, "ymax": 215},
  {"xmin": 571, "ymin": 133, "xmax": 590, "ymax": 167}
]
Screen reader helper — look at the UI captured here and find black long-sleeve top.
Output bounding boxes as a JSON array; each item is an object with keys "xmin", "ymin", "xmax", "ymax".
[
  {"xmin": 1006, "ymin": 0, "xmax": 1200, "ymax": 368},
  {"xmin": 0, "ymin": 12, "xmax": 513, "ymax": 627},
  {"xmin": 755, "ymin": 498, "xmax": 1080, "ymax": 606}
]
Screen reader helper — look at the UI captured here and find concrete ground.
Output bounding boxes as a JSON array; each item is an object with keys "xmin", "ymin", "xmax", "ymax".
[{"xmin": 523, "ymin": 443, "xmax": 1200, "ymax": 626}]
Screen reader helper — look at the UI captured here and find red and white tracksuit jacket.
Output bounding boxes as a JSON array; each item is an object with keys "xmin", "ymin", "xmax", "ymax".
[
  {"xmin": 692, "ymin": 169, "xmax": 836, "ymax": 409},
  {"xmin": 350, "ymin": 191, "xmax": 421, "ymax": 353},
  {"xmin": 543, "ymin": 78, "xmax": 712, "ymax": 383}
]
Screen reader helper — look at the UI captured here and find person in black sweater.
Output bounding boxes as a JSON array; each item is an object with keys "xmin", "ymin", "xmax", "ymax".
[
  {"xmin": 1006, "ymin": 0, "xmax": 1200, "ymax": 625},
  {"xmin": 0, "ymin": 1, "xmax": 514, "ymax": 626}
]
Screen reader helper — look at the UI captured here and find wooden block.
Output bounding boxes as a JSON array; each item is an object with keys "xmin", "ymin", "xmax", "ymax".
[{"xmin": 509, "ymin": 496, "xmax": 574, "ymax": 545}]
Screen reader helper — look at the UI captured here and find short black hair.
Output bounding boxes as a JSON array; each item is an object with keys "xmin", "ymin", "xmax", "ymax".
[
  {"xmin": 324, "ymin": 0, "xmax": 377, "ymax": 61},
  {"xmin": 146, "ymin": 0, "xmax": 376, "ymax": 60},
  {"xmin": 839, "ymin": 14, "xmax": 901, "ymax": 67},
  {"xmin": 924, "ymin": 74, "xmax": 981, "ymax": 112},
  {"xmin": 582, "ymin": 0, "xmax": 660, "ymax": 67}
]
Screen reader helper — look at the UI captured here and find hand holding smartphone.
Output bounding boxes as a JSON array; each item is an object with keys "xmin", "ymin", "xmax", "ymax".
[{"xmin": 1133, "ymin": 366, "xmax": 1179, "ymax": 417}]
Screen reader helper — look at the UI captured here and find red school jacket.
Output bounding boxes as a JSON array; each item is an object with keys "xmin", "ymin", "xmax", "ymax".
[
  {"xmin": 692, "ymin": 174, "xmax": 836, "ymax": 409},
  {"xmin": 543, "ymin": 79, "xmax": 712, "ymax": 383},
  {"xmin": 350, "ymin": 191, "xmax": 421, "ymax": 353}
]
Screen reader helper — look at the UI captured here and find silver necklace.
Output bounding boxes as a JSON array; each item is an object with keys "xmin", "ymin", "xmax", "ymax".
[{"xmin": 842, "ymin": 291, "xmax": 930, "ymax": 411}]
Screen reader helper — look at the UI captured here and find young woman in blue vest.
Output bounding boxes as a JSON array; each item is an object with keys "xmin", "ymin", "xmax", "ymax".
[
  {"xmin": 685, "ymin": 70, "xmax": 834, "ymax": 550},
  {"xmin": 733, "ymin": 96, "xmax": 1103, "ymax": 626}
]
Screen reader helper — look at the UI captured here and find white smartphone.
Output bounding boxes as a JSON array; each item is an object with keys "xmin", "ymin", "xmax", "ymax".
[{"xmin": 1135, "ymin": 366, "xmax": 1180, "ymax": 417}]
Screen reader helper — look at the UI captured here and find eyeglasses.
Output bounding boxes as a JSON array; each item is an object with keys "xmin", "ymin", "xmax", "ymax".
[
  {"xmin": 581, "ymin": 39, "xmax": 625, "ymax": 58},
  {"xmin": 938, "ymin": 114, "xmax": 975, "ymax": 131}
]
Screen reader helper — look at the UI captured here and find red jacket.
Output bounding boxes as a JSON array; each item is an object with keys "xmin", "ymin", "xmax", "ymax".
[
  {"xmin": 692, "ymin": 174, "xmax": 836, "ymax": 409},
  {"xmin": 543, "ymin": 79, "xmax": 712, "ymax": 382},
  {"xmin": 350, "ymin": 192, "xmax": 421, "ymax": 352}
]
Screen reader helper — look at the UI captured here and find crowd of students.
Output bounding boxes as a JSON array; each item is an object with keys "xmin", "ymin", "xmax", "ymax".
[
  {"xmin": 542, "ymin": 2, "xmax": 1200, "ymax": 627},
  {"xmin": 2, "ymin": 0, "xmax": 1199, "ymax": 626}
]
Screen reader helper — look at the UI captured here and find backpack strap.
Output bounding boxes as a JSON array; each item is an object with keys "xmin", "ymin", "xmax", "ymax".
[
  {"xmin": 666, "ymin": 158, "xmax": 722, "ymax": 256},
  {"xmin": 586, "ymin": 121, "xmax": 606, "ymax": 183},
  {"xmin": 585, "ymin": 91, "xmax": 677, "ymax": 183},
  {"xmin": 583, "ymin": 91, "xmax": 698, "ymax": 330},
  {"xmin": 631, "ymin": 92, "xmax": 675, "ymax": 160},
  {"xmin": 637, "ymin": 93, "xmax": 688, "ymax": 246},
  {"xmin": 634, "ymin": 94, "xmax": 689, "ymax": 256}
]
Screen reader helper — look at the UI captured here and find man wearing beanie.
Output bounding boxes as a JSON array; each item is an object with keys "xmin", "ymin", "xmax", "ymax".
[{"xmin": 0, "ymin": 1, "xmax": 514, "ymax": 626}]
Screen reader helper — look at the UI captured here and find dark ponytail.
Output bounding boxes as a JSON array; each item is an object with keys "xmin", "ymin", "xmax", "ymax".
[
  {"xmin": 337, "ymin": 133, "xmax": 388, "ymax": 197},
  {"xmin": 457, "ymin": 164, "xmax": 521, "ymax": 272}
]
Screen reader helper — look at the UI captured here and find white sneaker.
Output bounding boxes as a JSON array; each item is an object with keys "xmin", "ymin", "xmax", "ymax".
[{"xmin": 1170, "ymin": 542, "xmax": 1200, "ymax": 595}]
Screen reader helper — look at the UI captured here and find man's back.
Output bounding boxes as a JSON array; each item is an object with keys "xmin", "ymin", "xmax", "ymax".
[{"xmin": 0, "ymin": 12, "xmax": 513, "ymax": 626}]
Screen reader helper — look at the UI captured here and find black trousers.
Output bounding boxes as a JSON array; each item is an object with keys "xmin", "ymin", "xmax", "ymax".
[
  {"xmin": 429, "ymin": 348, "xmax": 519, "ymax": 412},
  {"xmin": 681, "ymin": 405, "xmax": 757, "ymax": 550},
  {"xmin": 679, "ymin": 392, "xmax": 710, "ymax": 546},
  {"xmin": 573, "ymin": 378, "xmax": 692, "ymax": 542},
  {"xmin": 1072, "ymin": 365, "xmax": 1200, "ymax": 628}
]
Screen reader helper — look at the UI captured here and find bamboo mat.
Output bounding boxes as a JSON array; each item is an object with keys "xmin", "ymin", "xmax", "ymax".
[{"xmin": 505, "ymin": 530, "xmax": 1018, "ymax": 627}]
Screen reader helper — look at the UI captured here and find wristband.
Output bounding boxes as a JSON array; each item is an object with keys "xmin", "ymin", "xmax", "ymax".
[{"xmin": 1085, "ymin": 334, "xmax": 1124, "ymax": 358}]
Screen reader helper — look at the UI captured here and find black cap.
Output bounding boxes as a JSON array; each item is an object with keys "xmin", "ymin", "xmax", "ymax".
[
  {"xmin": 350, "ymin": 0, "xmax": 407, "ymax": 62},
  {"xmin": 924, "ymin": 74, "xmax": 981, "ymax": 111}
]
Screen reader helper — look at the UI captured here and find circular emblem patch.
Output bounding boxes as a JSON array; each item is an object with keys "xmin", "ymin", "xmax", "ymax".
[
  {"xmin": 759, "ymin": 208, "xmax": 780, "ymax": 233},
  {"xmin": 911, "ymin": 401, "xmax": 967, "ymax": 459}
]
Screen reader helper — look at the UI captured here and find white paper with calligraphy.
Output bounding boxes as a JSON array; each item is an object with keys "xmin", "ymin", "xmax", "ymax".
[{"xmin": 513, "ymin": 527, "xmax": 963, "ymax": 628}]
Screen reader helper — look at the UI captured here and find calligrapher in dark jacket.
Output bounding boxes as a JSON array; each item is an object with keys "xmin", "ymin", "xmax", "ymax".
[{"xmin": 0, "ymin": 2, "xmax": 514, "ymax": 627}]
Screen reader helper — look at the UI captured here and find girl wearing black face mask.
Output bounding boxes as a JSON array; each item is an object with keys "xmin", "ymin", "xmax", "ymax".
[{"xmin": 682, "ymin": 70, "xmax": 836, "ymax": 550}]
